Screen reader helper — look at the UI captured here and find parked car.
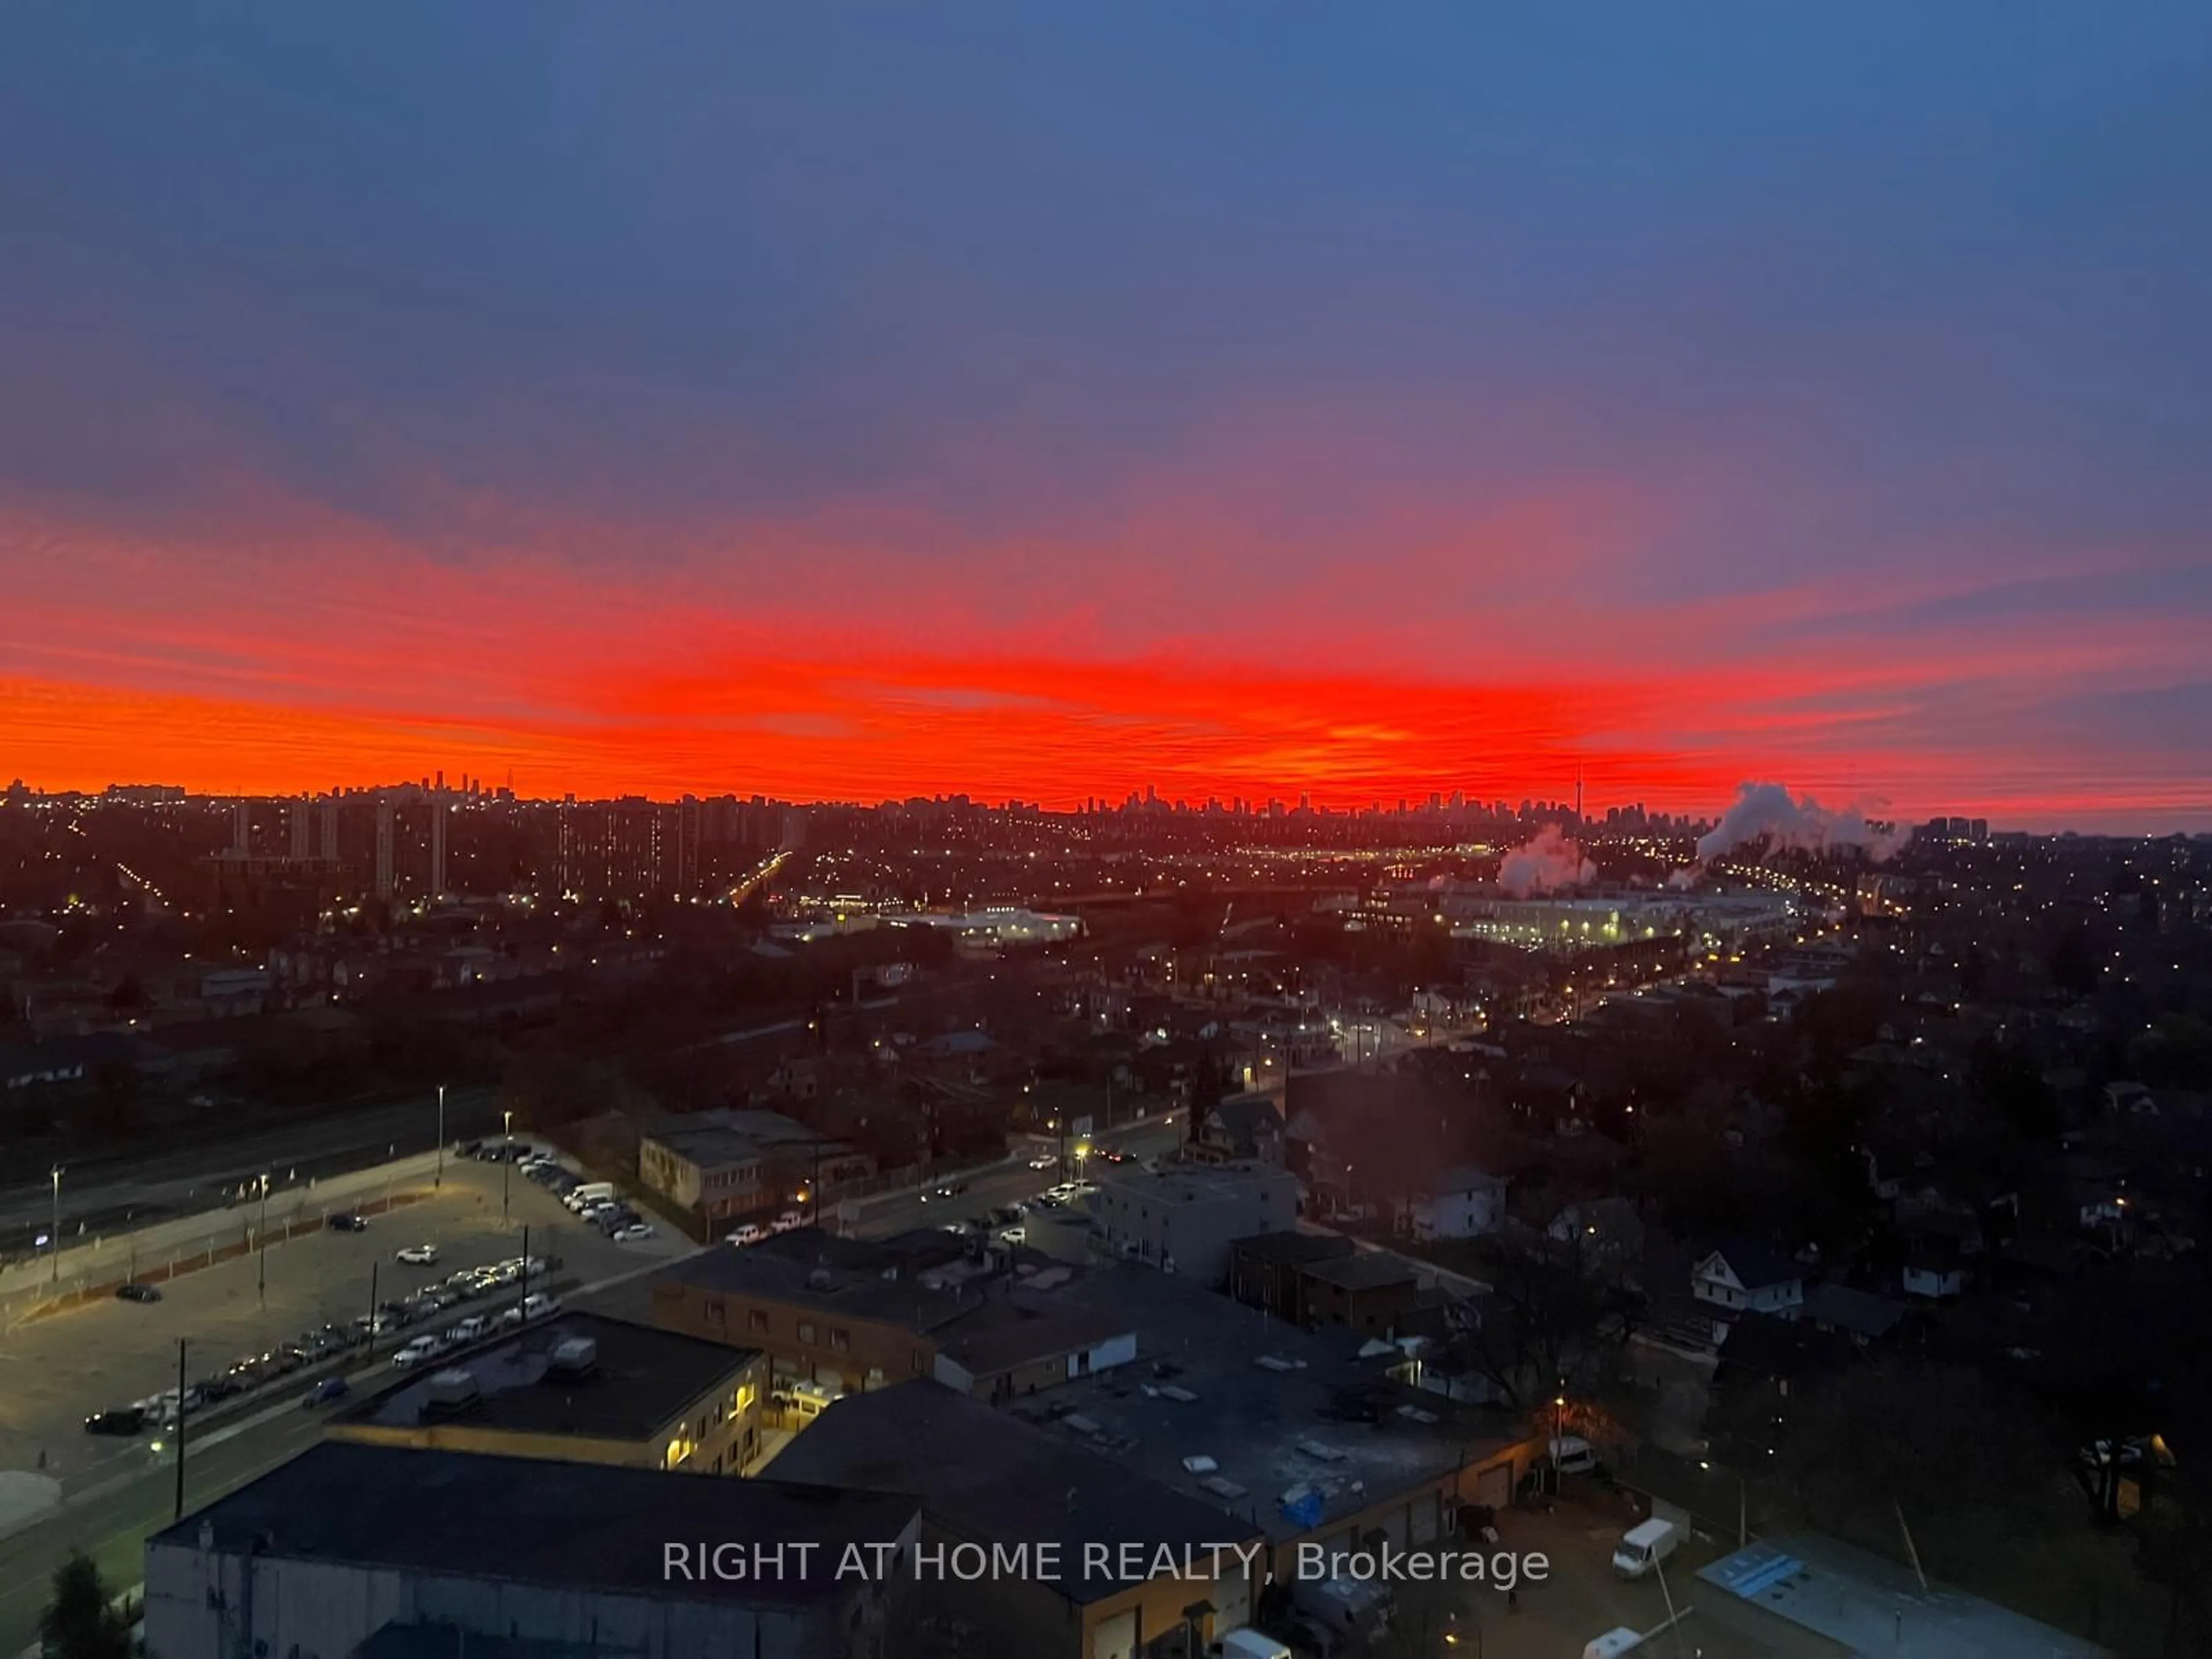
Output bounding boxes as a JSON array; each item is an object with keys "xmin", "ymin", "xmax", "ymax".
[
  {"xmin": 1028, "ymin": 1153, "xmax": 1058, "ymax": 1170},
  {"xmin": 729, "ymin": 1223, "xmax": 767, "ymax": 1247},
  {"xmin": 612, "ymin": 1222, "xmax": 656, "ymax": 1243},
  {"xmin": 396, "ymin": 1244, "xmax": 439, "ymax": 1266},
  {"xmin": 997, "ymin": 1225, "xmax": 1028, "ymax": 1244},
  {"xmin": 115, "ymin": 1282, "xmax": 161, "ymax": 1303},
  {"xmin": 921, "ymin": 1182, "xmax": 966, "ymax": 1203},
  {"xmin": 772, "ymin": 1210, "xmax": 806, "ymax": 1232},
  {"xmin": 446, "ymin": 1315, "xmax": 490, "ymax": 1344},
  {"xmin": 498, "ymin": 1292, "xmax": 561, "ymax": 1330},
  {"xmin": 389, "ymin": 1335, "xmax": 445, "ymax": 1370},
  {"xmin": 302, "ymin": 1376, "xmax": 351, "ymax": 1408},
  {"xmin": 84, "ymin": 1407, "xmax": 146, "ymax": 1437},
  {"xmin": 457, "ymin": 1139, "xmax": 485, "ymax": 1158},
  {"xmin": 328, "ymin": 1213, "xmax": 369, "ymax": 1232}
]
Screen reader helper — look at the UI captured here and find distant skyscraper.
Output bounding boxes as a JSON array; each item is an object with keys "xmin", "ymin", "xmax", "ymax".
[
  {"xmin": 374, "ymin": 797, "xmax": 396, "ymax": 900},
  {"xmin": 429, "ymin": 795, "xmax": 448, "ymax": 896}
]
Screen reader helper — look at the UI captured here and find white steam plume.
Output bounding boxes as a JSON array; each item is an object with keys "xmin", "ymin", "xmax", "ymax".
[
  {"xmin": 1497, "ymin": 825, "xmax": 1597, "ymax": 897},
  {"xmin": 1692, "ymin": 782, "xmax": 1910, "ymax": 865}
]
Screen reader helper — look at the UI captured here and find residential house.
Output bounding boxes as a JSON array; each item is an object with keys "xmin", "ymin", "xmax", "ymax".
[
  {"xmin": 1407, "ymin": 1166, "xmax": 1508, "ymax": 1241},
  {"xmin": 1691, "ymin": 1238, "xmax": 1807, "ymax": 1343},
  {"xmin": 1191, "ymin": 1093, "xmax": 1285, "ymax": 1165}
]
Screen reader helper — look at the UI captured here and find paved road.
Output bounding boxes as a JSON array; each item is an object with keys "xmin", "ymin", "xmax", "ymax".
[
  {"xmin": 0, "ymin": 1389, "xmax": 329, "ymax": 1659},
  {"xmin": 846, "ymin": 1115, "xmax": 1187, "ymax": 1243},
  {"xmin": 0, "ymin": 1087, "xmax": 503, "ymax": 1249}
]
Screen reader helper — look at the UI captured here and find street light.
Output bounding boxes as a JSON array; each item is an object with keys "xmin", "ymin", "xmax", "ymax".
[
  {"xmin": 435, "ymin": 1084, "xmax": 446, "ymax": 1190},
  {"xmin": 256, "ymin": 1172, "xmax": 271, "ymax": 1304},
  {"xmin": 50, "ymin": 1165, "xmax": 62, "ymax": 1286},
  {"xmin": 501, "ymin": 1109, "xmax": 514, "ymax": 1224},
  {"xmin": 1552, "ymin": 1392, "xmax": 1568, "ymax": 1493}
]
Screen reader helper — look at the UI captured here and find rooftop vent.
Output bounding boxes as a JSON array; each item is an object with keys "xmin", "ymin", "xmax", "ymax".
[
  {"xmin": 1295, "ymin": 1440, "xmax": 1349, "ymax": 1462},
  {"xmin": 1255, "ymin": 1355, "xmax": 1307, "ymax": 1373},
  {"xmin": 1181, "ymin": 1455, "xmax": 1218, "ymax": 1474},
  {"xmin": 1200, "ymin": 1475, "xmax": 1249, "ymax": 1500},
  {"xmin": 807, "ymin": 1269, "xmax": 835, "ymax": 1290},
  {"xmin": 547, "ymin": 1336, "xmax": 598, "ymax": 1375},
  {"xmin": 1159, "ymin": 1385, "xmax": 1198, "ymax": 1404},
  {"xmin": 423, "ymin": 1369, "xmax": 480, "ymax": 1411},
  {"xmin": 1062, "ymin": 1413, "xmax": 1102, "ymax": 1435}
]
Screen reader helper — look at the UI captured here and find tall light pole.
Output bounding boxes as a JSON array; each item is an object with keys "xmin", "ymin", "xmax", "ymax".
[
  {"xmin": 50, "ymin": 1165, "xmax": 62, "ymax": 1285},
  {"xmin": 435, "ymin": 1084, "xmax": 446, "ymax": 1190},
  {"xmin": 172, "ymin": 1336, "xmax": 190, "ymax": 1520},
  {"xmin": 256, "ymin": 1172, "xmax": 271, "ymax": 1304},
  {"xmin": 501, "ymin": 1109, "xmax": 513, "ymax": 1224}
]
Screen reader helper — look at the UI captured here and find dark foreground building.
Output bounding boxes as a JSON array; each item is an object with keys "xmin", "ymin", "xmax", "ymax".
[{"xmin": 143, "ymin": 1441, "xmax": 920, "ymax": 1659}]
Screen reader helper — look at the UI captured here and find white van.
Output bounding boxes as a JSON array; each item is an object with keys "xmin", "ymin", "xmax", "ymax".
[
  {"xmin": 1583, "ymin": 1630, "xmax": 1646, "ymax": 1659},
  {"xmin": 1550, "ymin": 1434, "xmax": 1600, "ymax": 1476},
  {"xmin": 565, "ymin": 1182, "xmax": 616, "ymax": 1210},
  {"xmin": 1212, "ymin": 1631, "xmax": 1293, "ymax": 1659},
  {"xmin": 1612, "ymin": 1517, "xmax": 1681, "ymax": 1579}
]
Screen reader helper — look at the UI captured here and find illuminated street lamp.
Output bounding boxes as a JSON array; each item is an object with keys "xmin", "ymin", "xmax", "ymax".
[
  {"xmin": 502, "ymin": 1108, "xmax": 514, "ymax": 1223},
  {"xmin": 49, "ymin": 1165, "xmax": 62, "ymax": 1285},
  {"xmin": 256, "ymin": 1172, "xmax": 271, "ymax": 1304}
]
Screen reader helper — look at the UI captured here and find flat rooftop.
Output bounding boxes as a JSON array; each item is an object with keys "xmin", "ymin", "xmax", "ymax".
[
  {"xmin": 1301, "ymin": 1253, "xmax": 1419, "ymax": 1291},
  {"xmin": 1230, "ymin": 1230, "xmax": 1355, "ymax": 1268},
  {"xmin": 1002, "ymin": 1266, "xmax": 1524, "ymax": 1541},
  {"xmin": 337, "ymin": 1312, "xmax": 757, "ymax": 1442},
  {"xmin": 1699, "ymin": 1534, "xmax": 2108, "ymax": 1658},
  {"xmin": 652, "ymin": 1227, "xmax": 976, "ymax": 1331},
  {"xmin": 1095, "ymin": 1162, "xmax": 1295, "ymax": 1207},
  {"xmin": 152, "ymin": 1441, "xmax": 918, "ymax": 1606},
  {"xmin": 765, "ymin": 1380, "xmax": 1259, "ymax": 1604}
]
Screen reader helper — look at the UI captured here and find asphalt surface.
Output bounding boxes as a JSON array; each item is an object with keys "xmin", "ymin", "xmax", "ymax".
[
  {"xmin": 847, "ymin": 1114, "xmax": 1187, "ymax": 1243},
  {"xmin": 0, "ymin": 1154, "xmax": 694, "ymax": 1657},
  {"xmin": 1, "ymin": 1156, "xmax": 684, "ymax": 1484}
]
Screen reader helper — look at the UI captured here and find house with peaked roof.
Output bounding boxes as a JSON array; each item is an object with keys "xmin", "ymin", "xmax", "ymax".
[
  {"xmin": 1407, "ymin": 1166, "xmax": 1508, "ymax": 1241},
  {"xmin": 1192, "ymin": 1092, "xmax": 1285, "ymax": 1165},
  {"xmin": 1691, "ymin": 1237, "xmax": 1806, "ymax": 1344}
]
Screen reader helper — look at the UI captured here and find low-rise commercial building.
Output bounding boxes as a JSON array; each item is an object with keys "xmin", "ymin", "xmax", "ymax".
[
  {"xmin": 143, "ymin": 1441, "xmax": 921, "ymax": 1659},
  {"xmin": 637, "ymin": 1108, "xmax": 873, "ymax": 1231},
  {"xmin": 649, "ymin": 1230, "xmax": 1136, "ymax": 1403},
  {"xmin": 330, "ymin": 1312, "xmax": 767, "ymax": 1476},
  {"xmin": 767, "ymin": 1380, "xmax": 1263, "ymax": 1659},
  {"xmin": 1088, "ymin": 1161, "xmax": 1301, "ymax": 1286},
  {"xmin": 1004, "ymin": 1267, "xmax": 1541, "ymax": 1571}
]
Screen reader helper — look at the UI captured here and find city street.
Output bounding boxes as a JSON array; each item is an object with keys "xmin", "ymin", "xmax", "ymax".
[{"xmin": 843, "ymin": 1113, "xmax": 1188, "ymax": 1242}]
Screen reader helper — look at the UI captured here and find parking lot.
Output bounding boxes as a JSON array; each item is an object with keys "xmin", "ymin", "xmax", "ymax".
[
  {"xmin": 1380, "ymin": 1487, "xmax": 1848, "ymax": 1659},
  {"xmin": 0, "ymin": 1150, "xmax": 690, "ymax": 1488}
]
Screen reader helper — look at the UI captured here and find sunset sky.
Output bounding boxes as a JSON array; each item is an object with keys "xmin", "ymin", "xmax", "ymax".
[{"xmin": 3, "ymin": 4, "xmax": 2209, "ymax": 830}]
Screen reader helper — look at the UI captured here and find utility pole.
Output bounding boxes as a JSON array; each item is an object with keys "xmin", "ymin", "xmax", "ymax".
[
  {"xmin": 50, "ymin": 1165, "xmax": 62, "ymax": 1286},
  {"xmin": 172, "ymin": 1338, "xmax": 188, "ymax": 1520},
  {"xmin": 502, "ymin": 1109, "xmax": 514, "ymax": 1225},
  {"xmin": 435, "ymin": 1084, "xmax": 446, "ymax": 1190},
  {"xmin": 366, "ymin": 1262, "xmax": 380, "ymax": 1360},
  {"xmin": 516, "ymin": 1225, "xmax": 531, "ymax": 1324}
]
